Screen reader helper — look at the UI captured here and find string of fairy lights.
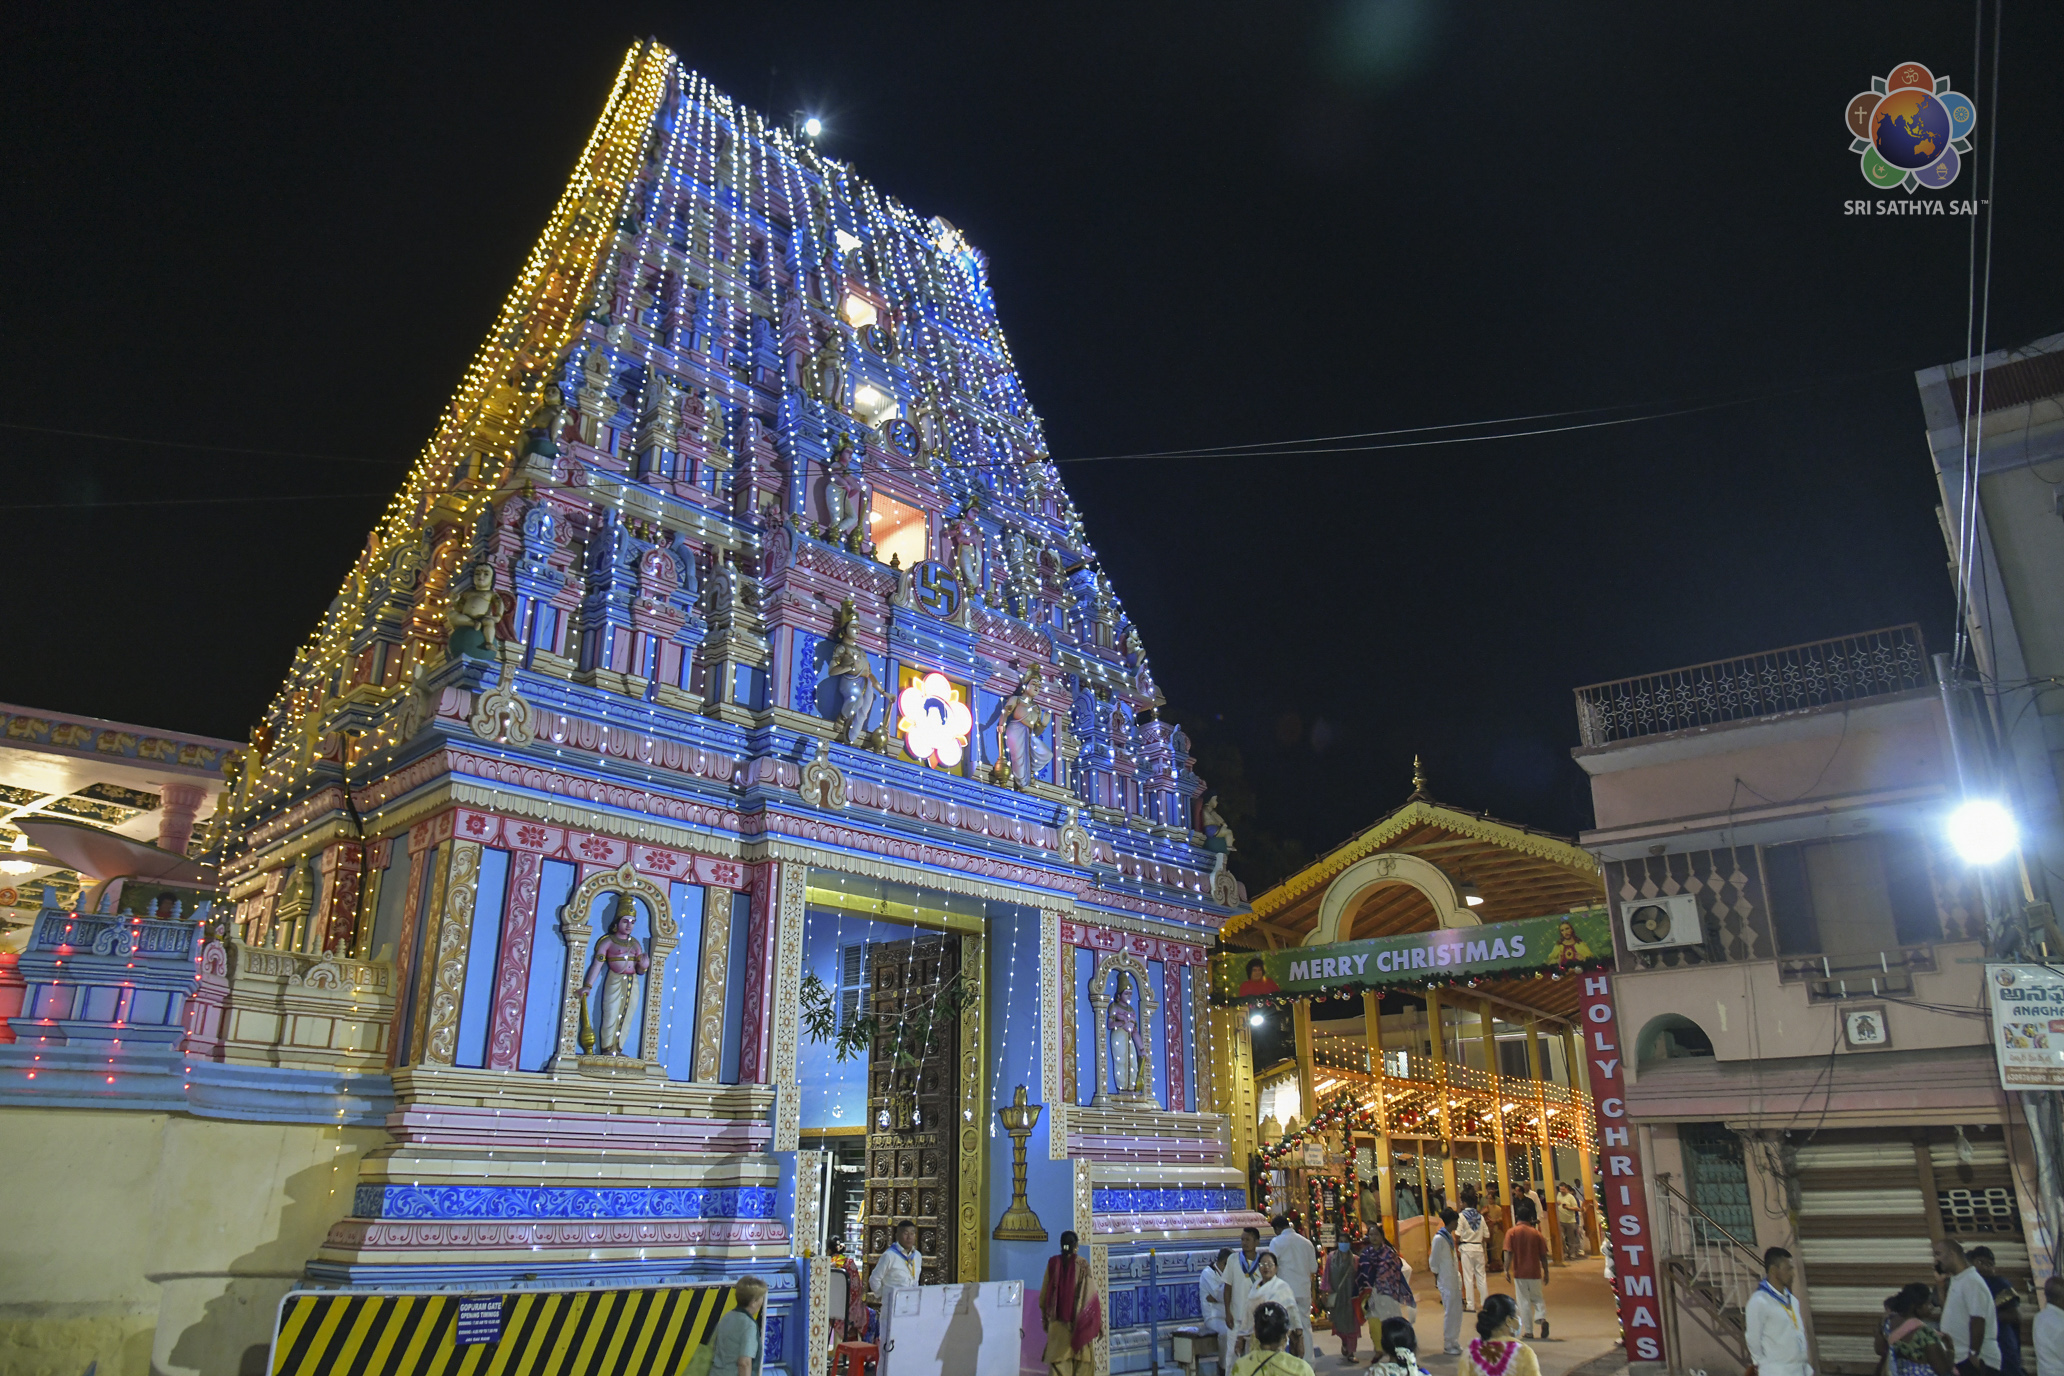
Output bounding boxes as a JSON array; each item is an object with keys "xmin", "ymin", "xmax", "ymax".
[
  {"xmin": 195, "ymin": 44, "xmax": 1244, "ymax": 1204},
  {"xmin": 242, "ymin": 42, "xmax": 670, "ymax": 808}
]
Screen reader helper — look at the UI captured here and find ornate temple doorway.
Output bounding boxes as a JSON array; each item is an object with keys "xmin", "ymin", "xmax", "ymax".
[{"xmin": 860, "ymin": 932, "xmax": 962, "ymax": 1285}]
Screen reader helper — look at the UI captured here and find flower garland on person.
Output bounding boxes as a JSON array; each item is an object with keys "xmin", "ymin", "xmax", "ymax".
[{"xmin": 1468, "ymin": 1337, "xmax": 1522, "ymax": 1376}]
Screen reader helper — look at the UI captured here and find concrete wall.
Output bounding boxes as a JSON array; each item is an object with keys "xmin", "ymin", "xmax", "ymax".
[
  {"xmin": 1618, "ymin": 940, "xmax": 1991, "ymax": 1077},
  {"xmin": 0, "ymin": 1108, "xmax": 379, "ymax": 1376},
  {"xmin": 1584, "ymin": 693, "xmax": 1952, "ymax": 838}
]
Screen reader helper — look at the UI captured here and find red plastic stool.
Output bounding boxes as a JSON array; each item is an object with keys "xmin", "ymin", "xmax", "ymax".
[{"xmin": 832, "ymin": 1340, "xmax": 879, "ymax": 1376}]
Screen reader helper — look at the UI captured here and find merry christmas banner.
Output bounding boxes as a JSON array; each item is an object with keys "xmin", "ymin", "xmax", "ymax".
[{"xmin": 1211, "ymin": 906, "xmax": 1612, "ymax": 1004}]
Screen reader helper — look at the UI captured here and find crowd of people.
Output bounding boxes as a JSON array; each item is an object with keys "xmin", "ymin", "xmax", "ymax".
[
  {"xmin": 1189, "ymin": 1185, "xmax": 1567, "ymax": 1375},
  {"xmin": 1747, "ymin": 1236, "xmax": 2057, "ymax": 1376},
  {"xmin": 819, "ymin": 1193, "xmax": 1590, "ymax": 1376}
]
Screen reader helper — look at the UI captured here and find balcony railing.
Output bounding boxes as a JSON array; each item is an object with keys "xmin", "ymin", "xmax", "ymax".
[
  {"xmin": 1573, "ymin": 624, "xmax": 1931, "ymax": 748},
  {"xmin": 1776, "ymin": 945, "xmax": 1936, "ymax": 1001}
]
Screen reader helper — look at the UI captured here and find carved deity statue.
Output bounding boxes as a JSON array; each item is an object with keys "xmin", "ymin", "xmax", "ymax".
[
  {"xmin": 942, "ymin": 504, "xmax": 984, "ymax": 602},
  {"xmin": 700, "ymin": 394, "xmax": 730, "ymax": 465},
  {"xmin": 446, "ymin": 563, "xmax": 507, "ymax": 660},
  {"xmin": 824, "ymin": 446, "xmax": 871, "ymax": 551},
  {"xmin": 1107, "ymin": 972, "xmax": 1148, "ymax": 1096},
  {"xmin": 826, "ymin": 610, "xmax": 885, "ymax": 746},
  {"xmin": 996, "ymin": 665, "xmax": 1053, "ymax": 790},
  {"xmin": 1200, "ymin": 794, "xmax": 1236, "ymax": 875},
  {"xmin": 580, "ymin": 894, "xmax": 650, "ymax": 1056},
  {"xmin": 816, "ymin": 332, "xmax": 846, "ymax": 409}
]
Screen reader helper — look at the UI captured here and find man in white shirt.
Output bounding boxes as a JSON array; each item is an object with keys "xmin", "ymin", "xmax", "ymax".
[
  {"xmin": 869, "ymin": 1219, "xmax": 924, "ymax": 1301},
  {"xmin": 1267, "ymin": 1214, "xmax": 1318, "ymax": 1358},
  {"xmin": 2032, "ymin": 1276, "xmax": 2064, "ymax": 1376},
  {"xmin": 1745, "ymin": 1246, "xmax": 1812, "ymax": 1376},
  {"xmin": 1938, "ymin": 1237, "xmax": 2003, "ymax": 1375},
  {"xmin": 1455, "ymin": 1185, "xmax": 1490, "ymax": 1312},
  {"xmin": 1556, "ymin": 1182, "xmax": 1585, "ymax": 1258},
  {"xmin": 1429, "ymin": 1207, "xmax": 1464, "ymax": 1355},
  {"xmin": 1225, "ymin": 1226, "xmax": 1266, "ymax": 1357}
]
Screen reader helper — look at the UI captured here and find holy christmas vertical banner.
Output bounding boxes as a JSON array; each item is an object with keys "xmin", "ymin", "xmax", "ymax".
[{"xmin": 1580, "ymin": 972, "xmax": 1666, "ymax": 1365}]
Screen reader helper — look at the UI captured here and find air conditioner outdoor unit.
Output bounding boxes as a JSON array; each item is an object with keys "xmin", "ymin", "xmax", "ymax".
[{"xmin": 1621, "ymin": 893, "xmax": 1704, "ymax": 951}]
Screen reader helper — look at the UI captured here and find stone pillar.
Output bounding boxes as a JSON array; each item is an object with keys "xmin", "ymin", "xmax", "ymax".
[
  {"xmin": 1227, "ymin": 1009, "xmax": 1258, "ymax": 1181},
  {"xmin": 1163, "ymin": 962, "xmax": 1186, "ymax": 1111},
  {"xmin": 157, "ymin": 782, "xmax": 207, "ymax": 857},
  {"xmin": 693, "ymin": 884, "xmax": 733, "ymax": 1082},
  {"xmin": 736, "ymin": 863, "xmax": 781, "ymax": 1085},
  {"xmin": 1567, "ymin": 1025, "xmax": 1599, "ymax": 1253},
  {"xmin": 1524, "ymin": 1019, "xmax": 1562, "ymax": 1261},
  {"xmin": 312, "ymin": 841, "xmax": 365, "ymax": 954},
  {"xmin": 1292, "ymin": 999, "xmax": 1317, "ymax": 1136},
  {"xmin": 1427, "ymin": 989, "xmax": 1459, "ymax": 1208},
  {"xmin": 1481, "ymin": 1000, "xmax": 1511, "ymax": 1210},
  {"xmin": 416, "ymin": 840, "xmax": 484, "ymax": 1067},
  {"xmin": 385, "ymin": 823, "xmax": 440, "ymax": 1064},
  {"xmin": 767, "ymin": 863, "xmax": 808, "ymax": 1151},
  {"xmin": 484, "ymin": 849, "xmax": 543, "ymax": 1070},
  {"xmin": 1365, "ymin": 991, "xmax": 1397, "ymax": 1244}
]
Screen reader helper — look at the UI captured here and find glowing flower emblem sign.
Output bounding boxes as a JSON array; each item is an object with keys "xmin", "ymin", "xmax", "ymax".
[
  {"xmin": 897, "ymin": 672, "xmax": 972, "ymax": 768},
  {"xmin": 1845, "ymin": 62, "xmax": 1975, "ymax": 192}
]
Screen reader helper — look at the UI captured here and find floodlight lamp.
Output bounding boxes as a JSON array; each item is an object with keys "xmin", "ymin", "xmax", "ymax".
[
  {"xmin": 804, "ymin": 116, "xmax": 823, "ymax": 138},
  {"xmin": 1948, "ymin": 799, "xmax": 2017, "ymax": 865},
  {"xmin": 1249, "ymin": 1012, "xmax": 1266, "ymax": 1028}
]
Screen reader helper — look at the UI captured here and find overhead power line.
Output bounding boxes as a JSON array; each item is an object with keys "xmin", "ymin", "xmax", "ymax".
[{"xmin": 0, "ymin": 361, "xmax": 1918, "ymax": 511}]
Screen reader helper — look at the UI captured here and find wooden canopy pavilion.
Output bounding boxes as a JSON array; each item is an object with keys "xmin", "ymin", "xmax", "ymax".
[{"xmin": 1218, "ymin": 763, "xmax": 1610, "ymax": 1267}]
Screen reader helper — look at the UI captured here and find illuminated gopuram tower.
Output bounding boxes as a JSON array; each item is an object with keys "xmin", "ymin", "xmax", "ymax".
[{"xmin": 140, "ymin": 39, "xmax": 1257, "ymax": 1374}]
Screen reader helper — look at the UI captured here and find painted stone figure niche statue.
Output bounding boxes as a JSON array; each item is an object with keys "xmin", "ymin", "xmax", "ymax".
[
  {"xmin": 580, "ymin": 893, "xmax": 650, "ymax": 1056},
  {"xmin": 823, "ymin": 446, "xmax": 871, "ymax": 551},
  {"xmin": 447, "ymin": 564, "xmax": 507, "ymax": 660},
  {"xmin": 826, "ymin": 605, "xmax": 884, "ymax": 746},
  {"xmin": 994, "ymin": 665, "xmax": 1052, "ymax": 790},
  {"xmin": 1200, "ymin": 794, "xmax": 1236, "ymax": 876},
  {"xmin": 1108, "ymin": 972, "xmax": 1148, "ymax": 1096}
]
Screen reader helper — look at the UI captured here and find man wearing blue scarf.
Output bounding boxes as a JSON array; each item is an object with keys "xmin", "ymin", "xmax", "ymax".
[
  {"xmin": 1745, "ymin": 1246, "xmax": 1811, "ymax": 1376},
  {"xmin": 1455, "ymin": 1185, "xmax": 1490, "ymax": 1313}
]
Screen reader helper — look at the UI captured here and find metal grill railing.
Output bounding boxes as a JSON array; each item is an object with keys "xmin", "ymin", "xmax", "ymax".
[
  {"xmin": 1573, "ymin": 624, "xmax": 1931, "ymax": 748},
  {"xmin": 1652, "ymin": 1172, "xmax": 1760, "ymax": 1360}
]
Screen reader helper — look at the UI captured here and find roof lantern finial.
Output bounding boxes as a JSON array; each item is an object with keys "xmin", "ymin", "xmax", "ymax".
[{"xmin": 1409, "ymin": 755, "xmax": 1429, "ymax": 801}]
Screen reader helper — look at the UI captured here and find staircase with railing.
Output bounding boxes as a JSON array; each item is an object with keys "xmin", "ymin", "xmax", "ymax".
[{"xmin": 1653, "ymin": 1172, "xmax": 1761, "ymax": 1369}]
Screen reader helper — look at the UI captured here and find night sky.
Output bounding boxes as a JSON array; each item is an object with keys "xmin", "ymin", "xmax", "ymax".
[{"xmin": 5, "ymin": 5, "xmax": 2057, "ymax": 891}]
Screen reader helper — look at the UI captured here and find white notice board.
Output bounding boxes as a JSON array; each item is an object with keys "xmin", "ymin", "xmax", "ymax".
[
  {"xmin": 1987, "ymin": 963, "xmax": 2064, "ymax": 1088},
  {"xmin": 877, "ymin": 1280, "xmax": 1024, "ymax": 1376}
]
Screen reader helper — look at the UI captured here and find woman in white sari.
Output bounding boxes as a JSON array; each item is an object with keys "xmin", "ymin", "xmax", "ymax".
[{"xmin": 1241, "ymin": 1252, "xmax": 1301, "ymax": 1358}]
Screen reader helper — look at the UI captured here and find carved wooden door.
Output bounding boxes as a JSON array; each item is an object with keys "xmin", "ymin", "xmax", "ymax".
[{"xmin": 861, "ymin": 933, "xmax": 960, "ymax": 1286}]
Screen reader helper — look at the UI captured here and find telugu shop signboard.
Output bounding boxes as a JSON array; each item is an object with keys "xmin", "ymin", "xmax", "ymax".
[
  {"xmin": 1212, "ymin": 907, "xmax": 1612, "ymax": 1002},
  {"xmin": 1987, "ymin": 963, "xmax": 2064, "ymax": 1088}
]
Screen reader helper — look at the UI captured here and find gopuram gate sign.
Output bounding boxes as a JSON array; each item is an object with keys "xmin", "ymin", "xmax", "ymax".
[{"xmin": 1212, "ymin": 906, "xmax": 1665, "ymax": 1370}]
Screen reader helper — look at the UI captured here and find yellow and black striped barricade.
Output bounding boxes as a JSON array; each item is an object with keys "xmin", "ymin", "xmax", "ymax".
[{"xmin": 269, "ymin": 1281, "xmax": 738, "ymax": 1376}]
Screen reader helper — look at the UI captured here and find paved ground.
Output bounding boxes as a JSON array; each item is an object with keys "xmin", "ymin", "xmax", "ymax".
[{"xmin": 1303, "ymin": 1256, "xmax": 1627, "ymax": 1376}]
